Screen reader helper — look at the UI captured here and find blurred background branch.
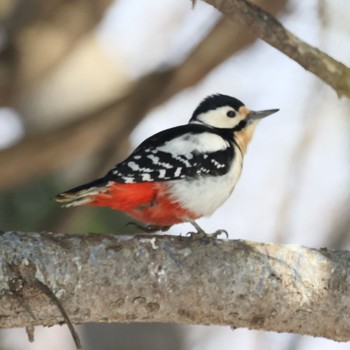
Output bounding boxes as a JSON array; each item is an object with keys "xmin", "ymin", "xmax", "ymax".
[
  {"xmin": 204, "ymin": 0, "xmax": 350, "ymax": 98},
  {"xmin": 0, "ymin": 0, "xmax": 114, "ymax": 105}
]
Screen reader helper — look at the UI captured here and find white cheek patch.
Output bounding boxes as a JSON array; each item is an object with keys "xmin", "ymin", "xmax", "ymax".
[{"xmin": 194, "ymin": 106, "xmax": 245, "ymax": 129}]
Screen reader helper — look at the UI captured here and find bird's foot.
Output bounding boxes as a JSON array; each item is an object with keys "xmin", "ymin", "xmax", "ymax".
[
  {"xmin": 126, "ymin": 222, "xmax": 171, "ymax": 233},
  {"xmin": 187, "ymin": 220, "xmax": 228, "ymax": 239}
]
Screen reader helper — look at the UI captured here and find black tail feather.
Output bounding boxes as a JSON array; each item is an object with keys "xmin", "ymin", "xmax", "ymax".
[
  {"xmin": 60, "ymin": 177, "xmax": 108, "ymax": 195},
  {"xmin": 54, "ymin": 177, "xmax": 109, "ymax": 205}
]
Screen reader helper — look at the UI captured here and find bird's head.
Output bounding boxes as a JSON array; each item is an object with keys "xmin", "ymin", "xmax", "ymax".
[
  {"xmin": 189, "ymin": 94, "xmax": 278, "ymax": 131},
  {"xmin": 189, "ymin": 94, "xmax": 279, "ymax": 153}
]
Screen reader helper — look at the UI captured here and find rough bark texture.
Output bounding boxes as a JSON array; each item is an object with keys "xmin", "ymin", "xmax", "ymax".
[
  {"xmin": 1, "ymin": 231, "xmax": 350, "ymax": 341},
  {"xmin": 203, "ymin": 0, "xmax": 350, "ymax": 98}
]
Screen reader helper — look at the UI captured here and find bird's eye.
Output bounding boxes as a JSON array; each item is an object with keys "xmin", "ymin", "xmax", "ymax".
[{"xmin": 226, "ymin": 110, "xmax": 236, "ymax": 118}]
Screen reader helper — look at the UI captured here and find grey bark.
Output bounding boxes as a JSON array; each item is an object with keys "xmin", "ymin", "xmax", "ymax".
[{"xmin": 1, "ymin": 231, "xmax": 350, "ymax": 341}]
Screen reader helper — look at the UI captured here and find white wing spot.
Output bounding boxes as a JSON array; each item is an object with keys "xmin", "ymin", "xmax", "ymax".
[
  {"xmin": 123, "ymin": 176, "xmax": 135, "ymax": 183},
  {"xmin": 128, "ymin": 161, "xmax": 139, "ymax": 171},
  {"xmin": 162, "ymin": 162, "xmax": 173, "ymax": 169},
  {"xmin": 158, "ymin": 169, "xmax": 166, "ymax": 178},
  {"xmin": 141, "ymin": 173, "xmax": 152, "ymax": 181},
  {"xmin": 173, "ymin": 155, "xmax": 191, "ymax": 167},
  {"xmin": 211, "ymin": 159, "xmax": 225, "ymax": 168},
  {"xmin": 174, "ymin": 167, "xmax": 182, "ymax": 177},
  {"xmin": 147, "ymin": 154, "xmax": 160, "ymax": 164}
]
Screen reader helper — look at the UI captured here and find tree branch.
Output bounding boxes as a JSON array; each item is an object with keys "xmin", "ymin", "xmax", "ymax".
[
  {"xmin": 1, "ymin": 230, "xmax": 350, "ymax": 341},
  {"xmin": 203, "ymin": 0, "xmax": 350, "ymax": 98}
]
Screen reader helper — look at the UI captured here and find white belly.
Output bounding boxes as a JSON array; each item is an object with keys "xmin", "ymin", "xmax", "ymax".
[{"xmin": 166, "ymin": 145, "xmax": 243, "ymax": 217}]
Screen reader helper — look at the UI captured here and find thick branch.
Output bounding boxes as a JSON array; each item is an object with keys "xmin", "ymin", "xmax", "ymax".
[
  {"xmin": 0, "ymin": 231, "xmax": 350, "ymax": 341},
  {"xmin": 203, "ymin": 0, "xmax": 350, "ymax": 98}
]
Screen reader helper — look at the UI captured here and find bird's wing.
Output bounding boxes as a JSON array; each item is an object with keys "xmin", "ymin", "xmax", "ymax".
[
  {"xmin": 54, "ymin": 124, "xmax": 236, "ymax": 204},
  {"xmin": 106, "ymin": 124, "xmax": 235, "ymax": 184}
]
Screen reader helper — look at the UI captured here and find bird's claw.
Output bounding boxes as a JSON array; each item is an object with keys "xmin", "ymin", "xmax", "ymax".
[
  {"xmin": 210, "ymin": 229, "xmax": 229, "ymax": 239},
  {"xmin": 186, "ymin": 221, "xmax": 228, "ymax": 239},
  {"xmin": 187, "ymin": 229, "xmax": 228, "ymax": 239}
]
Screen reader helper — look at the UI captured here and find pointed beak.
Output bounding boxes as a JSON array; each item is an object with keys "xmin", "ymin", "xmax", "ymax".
[{"xmin": 247, "ymin": 108, "xmax": 279, "ymax": 121}]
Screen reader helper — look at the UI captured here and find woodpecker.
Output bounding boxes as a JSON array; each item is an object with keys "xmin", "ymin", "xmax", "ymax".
[{"xmin": 55, "ymin": 94, "xmax": 278, "ymax": 236}]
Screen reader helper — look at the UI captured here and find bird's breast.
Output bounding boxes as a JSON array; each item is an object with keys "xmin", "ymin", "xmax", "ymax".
[{"xmin": 165, "ymin": 144, "xmax": 243, "ymax": 217}]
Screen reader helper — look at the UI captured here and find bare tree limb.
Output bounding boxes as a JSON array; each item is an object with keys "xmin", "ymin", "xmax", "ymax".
[
  {"xmin": 1, "ymin": 230, "xmax": 350, "ymax": 341},
  {"xmin": 203, "ymin": 0, "xmax": 350, "ymax": 98}
]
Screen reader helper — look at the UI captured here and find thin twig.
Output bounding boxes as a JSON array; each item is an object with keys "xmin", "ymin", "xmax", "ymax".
[
  {"xmin": 34, "ymin": 279, "xmax": 82, "ymax": 350},
  {"xmin": 25, "ymin": 325, "xmax": 35, "ymax": 343},
  {"xmin": 203, "ymin": 0, "xmax": 350, "ymax": 97}
]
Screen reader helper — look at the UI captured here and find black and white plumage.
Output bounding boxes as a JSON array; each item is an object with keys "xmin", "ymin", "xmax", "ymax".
[
  {"xmin": 56, "ymin": 94, "xmax": 278, "ymax": 234},
  {"xmin": 110, "ymin": 124, "xmax": 235, "ymax": 184},
  {"xmin": 106, "ymin": 94, "xmax": 274, "ymax": 184}
]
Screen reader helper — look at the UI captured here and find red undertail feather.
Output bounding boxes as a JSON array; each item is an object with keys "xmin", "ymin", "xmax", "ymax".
[{"xmin": 58, "ymin": 182, "xmax": 198, "ymax": 226}]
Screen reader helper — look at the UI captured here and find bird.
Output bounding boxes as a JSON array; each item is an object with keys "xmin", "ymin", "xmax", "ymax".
[{"xmin": 55, "ymin": 94, "xmax": 278, "ymax": 237}]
